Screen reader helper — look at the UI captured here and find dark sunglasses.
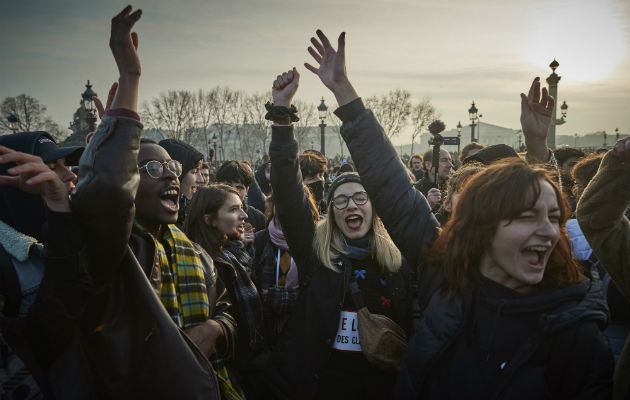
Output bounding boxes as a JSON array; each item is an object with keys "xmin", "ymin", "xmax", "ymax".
[
  {"xmin": 332, "ymin": 191, "xmax": 369, "ymax": 210},
  {"xmin": 139, "ymin": 160, "xmax": 182, "ymax": 179}
]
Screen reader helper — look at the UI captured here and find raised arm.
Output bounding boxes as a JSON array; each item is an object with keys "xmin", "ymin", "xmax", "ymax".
[
  {"xmin": 71, "ymin": 6, "xmax": 143, "ymax": 279},
  {"xmin": 520, "ymin": 77, "xmax": 554, "ymax": 164},
  {"xmin": 268, "ymin": 68, "xmax": 319, "ymax": 281},
  {"xmin": 577, "ymin": 139, "xmax": 630, "ymax": 300},
  {"xmin": 304, "ymin": 30, "xmax": 438, "ymax": 268}
]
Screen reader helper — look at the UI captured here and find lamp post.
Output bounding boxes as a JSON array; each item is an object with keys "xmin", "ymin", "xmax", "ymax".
[
  {"xmin": 456, "ymin": 121, "xmax": 462, "ymax": 154},
  {"xmin": 574, "ymin": 133, "xmax": 578, "ymax": 147},
  {"xmin": 478, "ymin": 114, "xmax": 483, "ymax": 144},
  {"xmin": 546, "ymin": 59, "xmax": 569, "ymax": 149},
  {"xmin": 7, "ymin": 114, "xmax": 19, "ymax": 133},
  {"xmin": 468, "ymin": 101, "xmax": 479, "ymax": 143},
  {"xmin": 603, "ymin": 130, "xmax": 607, "ymax": 147},
  {"xmin": 81, "ymin": 80, "xmax": 98, "ymax": 132},
  {"xmin": 212, "ymin": 133, "xmax": 218, "ymax": 166},
  {"xmin": 615, "ymin": 128, "xmax": 620, "ymax": 142},
  {"xmin": 317, "ymin": 97, "xmax": 328, "ymax": 155}
]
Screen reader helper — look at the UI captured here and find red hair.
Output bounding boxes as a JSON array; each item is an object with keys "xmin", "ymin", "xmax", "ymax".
[{"xmin": 426, "ymin": 158, "xmax": 584, "ymax": 298}]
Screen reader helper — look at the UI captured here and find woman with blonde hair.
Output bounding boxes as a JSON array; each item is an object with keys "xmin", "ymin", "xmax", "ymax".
[{"xmin": 263, "ymin": 67, "xmax": 411, "ymax": 400}]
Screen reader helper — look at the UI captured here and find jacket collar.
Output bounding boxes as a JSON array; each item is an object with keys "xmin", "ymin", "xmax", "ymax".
[{"xmin": 0, "ymin": 219, "xmax": 38, "ymax": 262}]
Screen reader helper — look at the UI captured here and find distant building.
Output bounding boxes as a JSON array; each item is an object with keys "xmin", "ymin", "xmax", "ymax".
[{"xmin": 416, "ymin": 121, "xmax": 521, "ymax": 154}]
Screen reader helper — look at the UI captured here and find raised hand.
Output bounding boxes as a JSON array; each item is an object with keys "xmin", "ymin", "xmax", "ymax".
[
  {"xmin": 272, "ymin": 67, "xmax": 300, "ymax": 108},
  {"xmin": 93, "ymin": 82, "xmax": 119, "ymax": 118},
  {"xmin": 520, "ymin": 77, "xmax": 554, "ymax": 162},
  {"xmin": 110, "ymin": 5, "xmax": 142, "ymax": 78},
  {"xmin": 612, "ymin": 137, "xmax": 630, "ymax": 165},
  {"xmin": 0, "ymin": 146, "xmax": 70, "ymax": 212},
  {"xmin": 426, "ymin": 187, "xmax": 441, "ymax": 209},
  {"xmin": 305, "ymin": 30, "xmax": 358, "ymax": 106},
  {"xmin": 109, "ymin": 6, "xmax": 142, "ymax": 112}
]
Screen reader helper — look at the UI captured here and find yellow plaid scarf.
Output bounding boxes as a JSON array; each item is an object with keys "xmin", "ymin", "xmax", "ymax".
[{"xmin": 134, "ymin": 222, "xmax": 243, "ymax": 400}]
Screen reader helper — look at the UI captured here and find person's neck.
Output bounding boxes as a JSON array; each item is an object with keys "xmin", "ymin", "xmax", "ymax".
[{"xmin": 137, "ymin": 219, "xmax": 163, "ymax": 238}]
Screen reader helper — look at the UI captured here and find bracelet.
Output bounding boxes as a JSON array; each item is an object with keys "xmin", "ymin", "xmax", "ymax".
[{"xmin": 265, "ymin": 102, "xmax": 300, "ymax": 123}]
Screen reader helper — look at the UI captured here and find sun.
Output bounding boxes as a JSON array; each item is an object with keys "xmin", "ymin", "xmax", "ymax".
[{"xmin": 522, "ymin": 0, "xmax": 628, "ymax": 83}]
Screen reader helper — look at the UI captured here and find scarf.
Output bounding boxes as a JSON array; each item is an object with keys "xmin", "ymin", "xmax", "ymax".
[
  {"xmin": 135, "ymin": 222, "xmax": 243, "ymax": 400},
  {"xmin": 268, "ymin": 218, "xmax": 298, "ymax": 289},
  {"xmin": 134, "ymin": 221, "xmax": 209, "ymax": 329},
  {"xmin": 222, "ymin": 241, "xmax": 265, "ymax": 354},
  {"xmin": 344, "ymin": 236, "xmax": 371, "ymax": 260}
]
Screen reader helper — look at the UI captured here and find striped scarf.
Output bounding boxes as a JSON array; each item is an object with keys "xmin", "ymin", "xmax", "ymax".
[{"xmin": 134, "ymin": 221, "xmax": 243, "ymax": 400}]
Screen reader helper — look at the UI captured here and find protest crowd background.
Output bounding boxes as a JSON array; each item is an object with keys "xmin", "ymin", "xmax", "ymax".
[{"xmin": 0, "ymin": 5, "xmax": 628, "ymax": 400}]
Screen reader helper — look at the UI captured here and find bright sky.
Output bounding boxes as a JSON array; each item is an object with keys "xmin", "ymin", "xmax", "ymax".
[{"xmin": 1, "ymin": 0, "xmax": 628, "ymax": 146}]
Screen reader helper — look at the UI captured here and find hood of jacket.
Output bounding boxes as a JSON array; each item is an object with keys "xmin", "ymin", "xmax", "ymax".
[{"xmin": 0, "ymin": 219, "xmax": 39, "ymax": 262}]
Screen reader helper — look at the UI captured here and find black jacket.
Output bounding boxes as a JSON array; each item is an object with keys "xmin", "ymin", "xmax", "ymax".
[
  {"xmin": 395, "ymin": 272, "xmax": 614, "ymax": 399},
  {"xmin": 335, "ymin": 99, "xmax": 439, "ymax": 271},
  {"xmin": 265, "ymin": 125, "xmax": 412, "ymax": 400}
]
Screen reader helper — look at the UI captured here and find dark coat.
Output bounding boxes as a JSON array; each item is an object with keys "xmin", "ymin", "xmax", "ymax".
[
  {"xmin": 395, "ymin": 272, "xmax": 614, "ymax": 399},
  {"xmin": 265, "ymin": 125, "xmax": 412, "ymax": 400},
  {"xmin": 335, "ymin": 99, "xmax": 439, "ymax": 271},
  {"xmin": 70, "ymin": 115, "xmax": 235, "ymax": 399}
]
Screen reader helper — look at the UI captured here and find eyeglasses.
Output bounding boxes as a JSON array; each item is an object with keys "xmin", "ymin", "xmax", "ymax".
[
  {"xmin": 332, "ymin": 191, "xmax": 369, "ymax": 210},
  {"xmin": 138, "ymin": 160, "xmax": 182, "ymax": 179}
]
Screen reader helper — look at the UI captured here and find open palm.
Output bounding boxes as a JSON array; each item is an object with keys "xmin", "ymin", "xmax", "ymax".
[
  {"xmin": 520, "ymin": 77, "xmax": 554, "ymax": 142},
  {"xmin": 305, "ymin": 30, "xmax": 348, "ymax": 92}
]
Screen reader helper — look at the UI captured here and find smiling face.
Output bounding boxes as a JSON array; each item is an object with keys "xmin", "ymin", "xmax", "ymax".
[
  {"xmin": 135, "ymin": 143, "xmax": 180, "ymax": 233},
  {"xmin": 331, "ymin": 182, "xmax": 373, "ymax": 240},
  {"xmin": 479, "ymin": 180, "xmax": 561, "ymax": 293},
  {"xmin": 212, "ymin": 192, "xmax": 248, "ymax": 238}
]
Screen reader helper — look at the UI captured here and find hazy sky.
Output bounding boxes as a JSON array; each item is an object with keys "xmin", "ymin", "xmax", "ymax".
[{"xmin": 1, "ymin": 0, "xmax": 628, "ymax": 146}]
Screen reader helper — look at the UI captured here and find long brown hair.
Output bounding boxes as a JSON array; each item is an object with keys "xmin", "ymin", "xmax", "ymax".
[
  {"xmin": 183, "ymin": 184, "xmax": 240, "ymax": 258},
  {"xmin": 427, "ymin": 159, "xmax": 583, "ymax": 298}
]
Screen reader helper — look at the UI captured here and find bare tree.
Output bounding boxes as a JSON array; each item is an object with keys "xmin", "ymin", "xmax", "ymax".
[
  {"xmin": 364, "ymin": 89, "xmax": 411, "ymax": 138},
  {"xmin": 292, "ymin": 99, "xmax": 317, "ymax": 153},
  {"xmin": 243, "ymin": 91, "xmax": 272, "ymax": 156},
  {"xmin": 190, "ymin": 89, "xmax": 218, "ymax": 159},
  {"xmin": 410, "ymin": 97, "xmax": 439, "ymax": 154},
  {"xmin": 0, "ymin": 94, "xmax": 67, "ymax": 137},
  {"xmin": 141, "ymin": 90, "xmax": 195, "ymax": 141},
  {"xmin": 209, "ymin": 87, "xmax": 242, "ymax": 162}
]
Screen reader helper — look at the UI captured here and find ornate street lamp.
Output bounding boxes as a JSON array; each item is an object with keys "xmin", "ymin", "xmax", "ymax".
[
  {"xmin": 574, "ymin": 132, "xmax": 578, "ymax": 147},
  {"xmin": 81, "ymin": 80, "xmax": 98, "ymax": 131},
  {"xmin": 7, "ymin": 114, "xmax": 19, "ymax": 133},
  {"xmin": 603, "ymin": 130, "xmax": 607, "ymax": 147},
  {"xmin": 468, "ymin": 101, "xmax": 478, "ymax": 142},
  {"xmin": 317, "ymin": 97, "xmax": 328, "ymax": 155},
  {"xmin": 546, "ymin": 60, "xmax": 569, "ymax": 148},
  {"xmin": 615, "ymin": 128, "xmax": 620, "ymax": 142},
  {"xmin": 456, "ymin": 121, "xmax": 462, "ymax": 154}
]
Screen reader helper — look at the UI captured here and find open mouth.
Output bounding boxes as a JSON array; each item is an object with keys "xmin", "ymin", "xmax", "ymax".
[
  {"xmin": 345, "ymin": 214, "xmax": 363, "ymax": 231},
  {"xmin": 160, "ymin": 187, "xmax": 179, "ymax": 212},
  {"xmin": 236, "ymin": 222, "xmax": 245, "ymax": 235},
  {"xmin": 521, "ymin": 245, "xmax": 550, "ymax": 269}
]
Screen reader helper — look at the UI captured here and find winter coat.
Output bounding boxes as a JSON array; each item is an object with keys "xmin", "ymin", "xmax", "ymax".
[
  {"xmin": 577, "ymin": 150, "xmax": 630, "ymax": 400},
  {"xmin": 335, "ymin": 99, "xmax": 439, "ymax": 272},
  {"xmin": 70, "ymin": 115, "xmax": 235, "ymax": 399},
  {"xmin": 395, "ymin": 272, "xmax": 613, "ymax": 399},
  {"xmin": 265, "ymin": 124, "xmax": 412, "ymax": 400}
]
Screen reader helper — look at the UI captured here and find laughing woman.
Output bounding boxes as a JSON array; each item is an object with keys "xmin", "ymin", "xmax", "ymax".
[
  {"xmin": 263, "ymin": 68, "xmax": 412, "ymax": 400},
  {"xmin": 184, "ymin": 184, "xmax": 267, "ymax": 398}
]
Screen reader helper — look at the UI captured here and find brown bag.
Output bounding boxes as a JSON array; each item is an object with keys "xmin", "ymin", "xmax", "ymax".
[{"xmin": 356, "ymin": 307, "xmax": 407, "ymax": 373}]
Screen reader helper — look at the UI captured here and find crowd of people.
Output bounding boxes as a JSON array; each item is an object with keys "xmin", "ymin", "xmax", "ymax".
[{"xmin": 1, "ymin": 6, "xmax": 628, "ymax": 400}]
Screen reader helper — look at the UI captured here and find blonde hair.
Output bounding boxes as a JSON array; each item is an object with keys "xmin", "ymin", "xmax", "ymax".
[{"xmin": 313, "ymin": 200, "xmax": 402, "ymax": 273}]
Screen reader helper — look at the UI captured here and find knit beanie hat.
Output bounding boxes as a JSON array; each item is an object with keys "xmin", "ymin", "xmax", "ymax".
[
  {"xmin": 158, "ymin": 139, "xmax": 203, "ymax": 177},
  {"xmin": 325, "ymin": 172, "xmax": 363, "ymax": 206}
]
